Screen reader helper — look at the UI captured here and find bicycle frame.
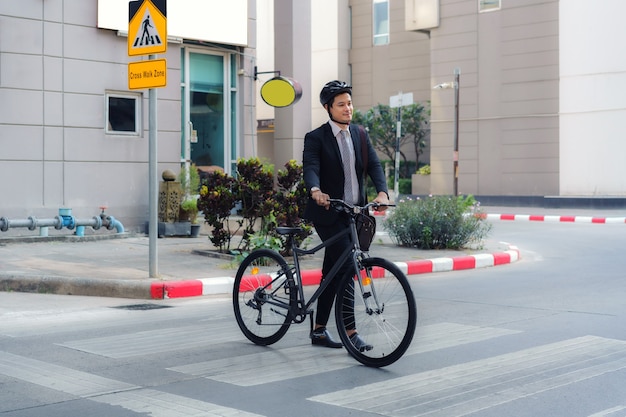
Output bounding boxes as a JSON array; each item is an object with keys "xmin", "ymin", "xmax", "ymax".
[
  {"xmin": 248, "ymin": 201, "xmax": 385, "ymax": 325},
  {"xmin": 290, "ymin": 218, "xmax": 362, "ymax": 320}
]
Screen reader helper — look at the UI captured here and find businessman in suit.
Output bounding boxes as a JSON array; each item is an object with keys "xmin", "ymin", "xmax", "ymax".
[{"xmin": 303, "ymin": 80, "xmax": 390, "ymax": 351}]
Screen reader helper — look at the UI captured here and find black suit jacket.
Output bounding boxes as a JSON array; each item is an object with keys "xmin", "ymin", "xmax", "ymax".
[{"xmin": 302, "ymin": 122, "xmax": 388, "ymax": 226}]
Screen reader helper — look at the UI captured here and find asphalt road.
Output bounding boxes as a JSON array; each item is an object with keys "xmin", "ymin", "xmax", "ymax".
[{"xmin": 1, "ymin": 220, "xmax": 625, "ymax": 417}]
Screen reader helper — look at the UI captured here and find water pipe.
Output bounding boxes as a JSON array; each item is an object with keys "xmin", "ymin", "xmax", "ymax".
[{"xmin": 0, "ymin": 207, "xmax": 124, "ymax": 236}]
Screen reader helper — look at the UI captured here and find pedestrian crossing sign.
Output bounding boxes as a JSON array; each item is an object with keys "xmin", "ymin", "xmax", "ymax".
[{"xmin": 128, "ymin": 0, "xmax": 167, "ymax": 56}]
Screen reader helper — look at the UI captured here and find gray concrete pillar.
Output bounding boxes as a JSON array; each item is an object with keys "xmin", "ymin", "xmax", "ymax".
[{"xmin": 273, "ymin": 0, "xmax": 312, "ymax": 166}]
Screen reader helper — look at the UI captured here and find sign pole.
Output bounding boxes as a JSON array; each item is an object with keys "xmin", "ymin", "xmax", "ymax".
[
  {"xmin": 389, "ymin": 92, "xmax": 413, "ymax": 199},
  {"xmin": 128, "ymin": 0, "xmax": 166, "ymax": 278},
  {"xmin": 148, "ymin": 55, "xmax": 158, "ymax": 278}
]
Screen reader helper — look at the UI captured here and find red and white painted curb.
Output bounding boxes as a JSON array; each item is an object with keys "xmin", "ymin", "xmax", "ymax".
[
  {"xmin": 149, "ymin": 211, "xmax": 626, "ymax": 299},
  {"xmin": 150, "ymin": 244, "xmax": 520, "ymax": 299},
  {"xmin": 481, "ymin": 213, "xmax": 626, "ymax": 224}
]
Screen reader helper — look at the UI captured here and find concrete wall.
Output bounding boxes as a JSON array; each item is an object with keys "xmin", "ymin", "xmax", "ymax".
[
  {"xmin": 349, "ymin": 0, "xmax": 432, "ymax": 169},
  {"xmin": 560, "ymin": 0, "xmax": 626, "ymax": 196},
  {"xmin": 430, "ymin": 0, "xmax": 559, "ymax": 196}
]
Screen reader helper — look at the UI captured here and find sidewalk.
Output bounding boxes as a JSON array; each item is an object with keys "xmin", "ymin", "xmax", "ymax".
[{"xmin": 1, "ymin": 206, "xmax": 624, "ymax": 299}]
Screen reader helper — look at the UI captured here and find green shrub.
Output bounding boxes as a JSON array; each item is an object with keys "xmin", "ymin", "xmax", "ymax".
[
  {"xmin": 384, "ymin": 195, "xmax": 491, "ymax": 249},
  {"xmin": 417, "ymin": 164, "xmax": 431, "ymax": 175},
  {"xmin": 386, "ymin": 178, "xmax": 413, "ymax": 195}
]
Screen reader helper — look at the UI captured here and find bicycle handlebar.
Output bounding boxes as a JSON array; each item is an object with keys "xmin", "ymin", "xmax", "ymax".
[{"xmin": 328, "ymin": 198, "xmax": 395, "ymax": 214}]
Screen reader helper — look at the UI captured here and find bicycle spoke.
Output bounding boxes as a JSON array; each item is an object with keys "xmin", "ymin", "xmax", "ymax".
[
  {"xmin": 233, "ymin": 249, "xmax": 296, "ymax": 346},
  {"xmin": 335, "ymin": 257, "xmax": 417, "ymax": 367}
]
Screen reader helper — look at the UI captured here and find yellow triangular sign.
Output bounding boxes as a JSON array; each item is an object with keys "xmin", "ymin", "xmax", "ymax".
[{"xmin": 128, "ymin": 0, "xmax": 167, "ymax": 56}]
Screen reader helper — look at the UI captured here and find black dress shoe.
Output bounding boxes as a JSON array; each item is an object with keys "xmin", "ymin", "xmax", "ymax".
[
  {"xmin": 349, "ymin": 332, "xmax": 373, "ymax": 352},
  {"xmin": 311, "ymin": 327, "xmax": 343, "ymax": 348}
]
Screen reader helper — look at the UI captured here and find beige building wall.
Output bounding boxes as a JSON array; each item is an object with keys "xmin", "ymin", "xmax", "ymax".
[
  {"xmin": 256, "ymin": 0, "xmax": 626, "ymax": 199},
  {"xmin": 349, "ymin": 1, "xmax": 431, "ymax": 109},
  {"xmin": 430, "ymin": 0, "xmax": 559, "ymax": 196},
  {"xmin": 349, "ymin": 0, "xmax": 432, "ymax": 171},
  {"xmin": 255, "ymin": 0, "xmax": 350, "ymax": 160}
]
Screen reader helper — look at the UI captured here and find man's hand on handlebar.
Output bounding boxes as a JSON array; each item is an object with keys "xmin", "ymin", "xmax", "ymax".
[
  {"xmin": 312, "ymin": 189, "xmax": 331, "ymax": 210},
  {"xmin": 372, "ymin": 191, "xmax": 391, "ymax": 212},
  {"xmin": 314, "ymin": 190, "xmax": 393, "ymax": 212}
]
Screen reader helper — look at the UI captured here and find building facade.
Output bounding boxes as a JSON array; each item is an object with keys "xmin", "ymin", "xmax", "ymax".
[
  {"xmin": 0, "ymin": 0, "xmax": 257, "ymax": 229},
  {"xmin": 2, "ymin": 0, "xmax": 625, "ymax": 235},
  {"xmin": 351, "ymin": 0, "xmax": 626, "ymax": 199}
]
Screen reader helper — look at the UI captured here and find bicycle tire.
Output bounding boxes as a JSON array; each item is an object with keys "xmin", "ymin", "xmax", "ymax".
[
  {"xmin": 233, "ymin": 249, "xmax": 296, "ymax": 346},
  {"xmin": 335, "ymin": 257, "xmax": 417, "ymax": 367}
]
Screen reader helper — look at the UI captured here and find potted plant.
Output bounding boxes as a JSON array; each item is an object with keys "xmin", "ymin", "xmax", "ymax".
[{"xmin": 180, "ymin": 197, "xmax": 201, "ymax": 237}]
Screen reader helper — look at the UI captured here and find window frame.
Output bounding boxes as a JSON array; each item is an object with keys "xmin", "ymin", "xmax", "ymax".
[
  {"xmin": 105, "ymin": 91, "xmax": 142, "ymax": 136},
  {"xmin": 373, "ymin": 0, "xmax": 389, "ymax": 46},
  {"xmin": 479, "ymin": 0, "xmax": 501, "ymax": 13}
]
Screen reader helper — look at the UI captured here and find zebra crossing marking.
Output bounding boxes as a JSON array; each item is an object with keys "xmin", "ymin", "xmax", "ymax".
[
  {"xmin": 0, "ymin": 351, "xmax": 265, "ymax": 416},
  {"xmin": 169, "ymin": 323, "xmax": 520, "ymax": 386},
  {"xmin": 309, "ymin": 335, "xmax": 626, "ymax": 417}
]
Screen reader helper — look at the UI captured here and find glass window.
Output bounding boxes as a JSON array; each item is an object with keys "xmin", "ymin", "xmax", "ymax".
[
  {"xmin": 106, "ymin": 92, "xmax": 141, "ymax": 135},
  {"xmin": 373, "ymin": 0, "xmax": 389, "ymax": 46},
  {"xmin": 479, "ymin": 0, "xmax": 501, "ymax": 12}
]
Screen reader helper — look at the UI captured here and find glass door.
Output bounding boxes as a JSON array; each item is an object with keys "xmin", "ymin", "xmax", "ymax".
[{"xmin": 186, "ymin": 51, "xmax": 226, "ymax": 171}]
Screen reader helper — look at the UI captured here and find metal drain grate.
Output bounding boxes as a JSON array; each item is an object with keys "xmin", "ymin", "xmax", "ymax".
[{"xmin": 112, "ymin": 303, "xmax": 172, "ymax": 311}]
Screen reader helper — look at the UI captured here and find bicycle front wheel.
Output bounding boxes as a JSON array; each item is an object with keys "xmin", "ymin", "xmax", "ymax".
[
  {"xmin": 233, "ymin": 249, "xmax": 296, "ymax": 346},
  {"xmin": 335, "ymin": 257, "xmax": 417, "ymax": 367}
]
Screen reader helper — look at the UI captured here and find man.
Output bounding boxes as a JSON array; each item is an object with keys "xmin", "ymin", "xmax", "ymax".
[{"xmin": 302, "ymin": 80, "xmax": 390, "ymax": 350}]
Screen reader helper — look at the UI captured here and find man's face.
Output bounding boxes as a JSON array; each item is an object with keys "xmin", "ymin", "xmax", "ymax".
[{"xmin": 326, "ymin": 92, "xmax": 353, "ymax": 125}]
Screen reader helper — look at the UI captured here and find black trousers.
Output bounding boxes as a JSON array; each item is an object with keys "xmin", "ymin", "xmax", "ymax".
[{"xmin": 313, "ymin": 216, "xmax": 355, "ymax": 330}]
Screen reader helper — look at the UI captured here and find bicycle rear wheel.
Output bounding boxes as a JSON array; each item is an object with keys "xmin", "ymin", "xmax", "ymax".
[
  {"xmin": 335, "ymin": 257, "xmax": 417, "ymax": 367},
  {"xmin": 233, "ymin": 249, "xmax": 296, "ymax": 346}
]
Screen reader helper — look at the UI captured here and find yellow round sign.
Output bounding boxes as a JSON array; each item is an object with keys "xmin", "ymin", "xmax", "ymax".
[{"xmin": 260, "ymin": 77, "xmax": 302, "ymax": 108}]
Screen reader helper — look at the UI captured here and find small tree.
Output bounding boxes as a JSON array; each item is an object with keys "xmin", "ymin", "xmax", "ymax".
[
  {"xmin": 353, "ymin": 102, "xmax": 430, "ymax": 178},
  {"xmin": 402, "ymin": 102, "xmax": 430, "ymax": 170}
]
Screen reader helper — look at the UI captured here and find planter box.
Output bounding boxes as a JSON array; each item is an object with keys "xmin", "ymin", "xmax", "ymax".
[{"xmin": 411, "ymin": 174, "xmax": 431, "ymax": 195}]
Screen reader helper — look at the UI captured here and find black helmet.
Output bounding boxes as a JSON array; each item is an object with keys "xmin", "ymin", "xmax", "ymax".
[{"xmin": 319, "ymin": 80, "xmax": 352, "ymax": 106}]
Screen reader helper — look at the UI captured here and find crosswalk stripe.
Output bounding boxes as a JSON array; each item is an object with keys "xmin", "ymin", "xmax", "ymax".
[
  {"xmin": 0, "ymin": 352, "xmax": 266, "ymax": 416},
  {"xmin": 58, "ymin": 323, "xmax": 241, "ymax": 358},
  {"xmin": 92, "ymin": 389, "xmax": 266, "ymax": 417},
  {"xmin": 309, "ymin": 336, "xmax": 626, "ymax": 417},
  {"xmin": 588, "ymin": 406, "xmax": 626, "ymax": 417},
  {"xmin": 169, "ymin": 323, "xmax": 519, "ymax": 386},
  {"xmin": 0, "ymin": 351, "xmax": 137, "ymax": 396}
]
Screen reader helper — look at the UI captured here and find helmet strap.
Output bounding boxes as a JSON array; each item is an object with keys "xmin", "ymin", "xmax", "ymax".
[{"xmin": 325, "ymin": 104, "xmax": 350, "ymax": 127}]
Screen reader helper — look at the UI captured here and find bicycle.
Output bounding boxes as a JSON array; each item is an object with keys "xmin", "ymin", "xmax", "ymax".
[{"xmin": 233, "ymin": 199, "xmax": 417, "ymax": 367}]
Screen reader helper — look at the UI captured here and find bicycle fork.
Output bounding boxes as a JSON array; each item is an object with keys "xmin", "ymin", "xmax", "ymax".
[{"xmin": 354, "ymin": 258, "xmax": 384, "ymax": 315}]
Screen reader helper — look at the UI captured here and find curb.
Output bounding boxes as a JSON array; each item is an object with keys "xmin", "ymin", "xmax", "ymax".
[
  {"xmin": 482, "ymin": 214, "xmax": 626, "ymax": 223},
  {"xmin": 0, "ymin": 274, "xmax": 154, "ymax": 299},
  {"xmin": 151, "ymin": 245, "xmax": 520, "ymax": 299}
]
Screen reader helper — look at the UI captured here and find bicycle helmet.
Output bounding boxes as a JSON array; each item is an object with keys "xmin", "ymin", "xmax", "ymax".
[{"xmin": 319, "ymin": 80, "xmax": 352, "ymax": 107}]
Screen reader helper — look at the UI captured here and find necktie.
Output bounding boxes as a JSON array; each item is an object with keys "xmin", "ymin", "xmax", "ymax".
[{"xmin": 339, "ymin": 130, "xmax": 356, "ymax": 203}]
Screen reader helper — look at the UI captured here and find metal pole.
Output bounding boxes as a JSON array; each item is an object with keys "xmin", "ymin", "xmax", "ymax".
[
  {"xmin": 453, "ymin": 68, "xmax": 460, "ymax": 196},
  {"xmin": 394, "ymin": 105, "xmax": 401, "ymax": 198},
  {"xmin": 148, "ymin": 55, "xmax": 159, "ymax": 277}
]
